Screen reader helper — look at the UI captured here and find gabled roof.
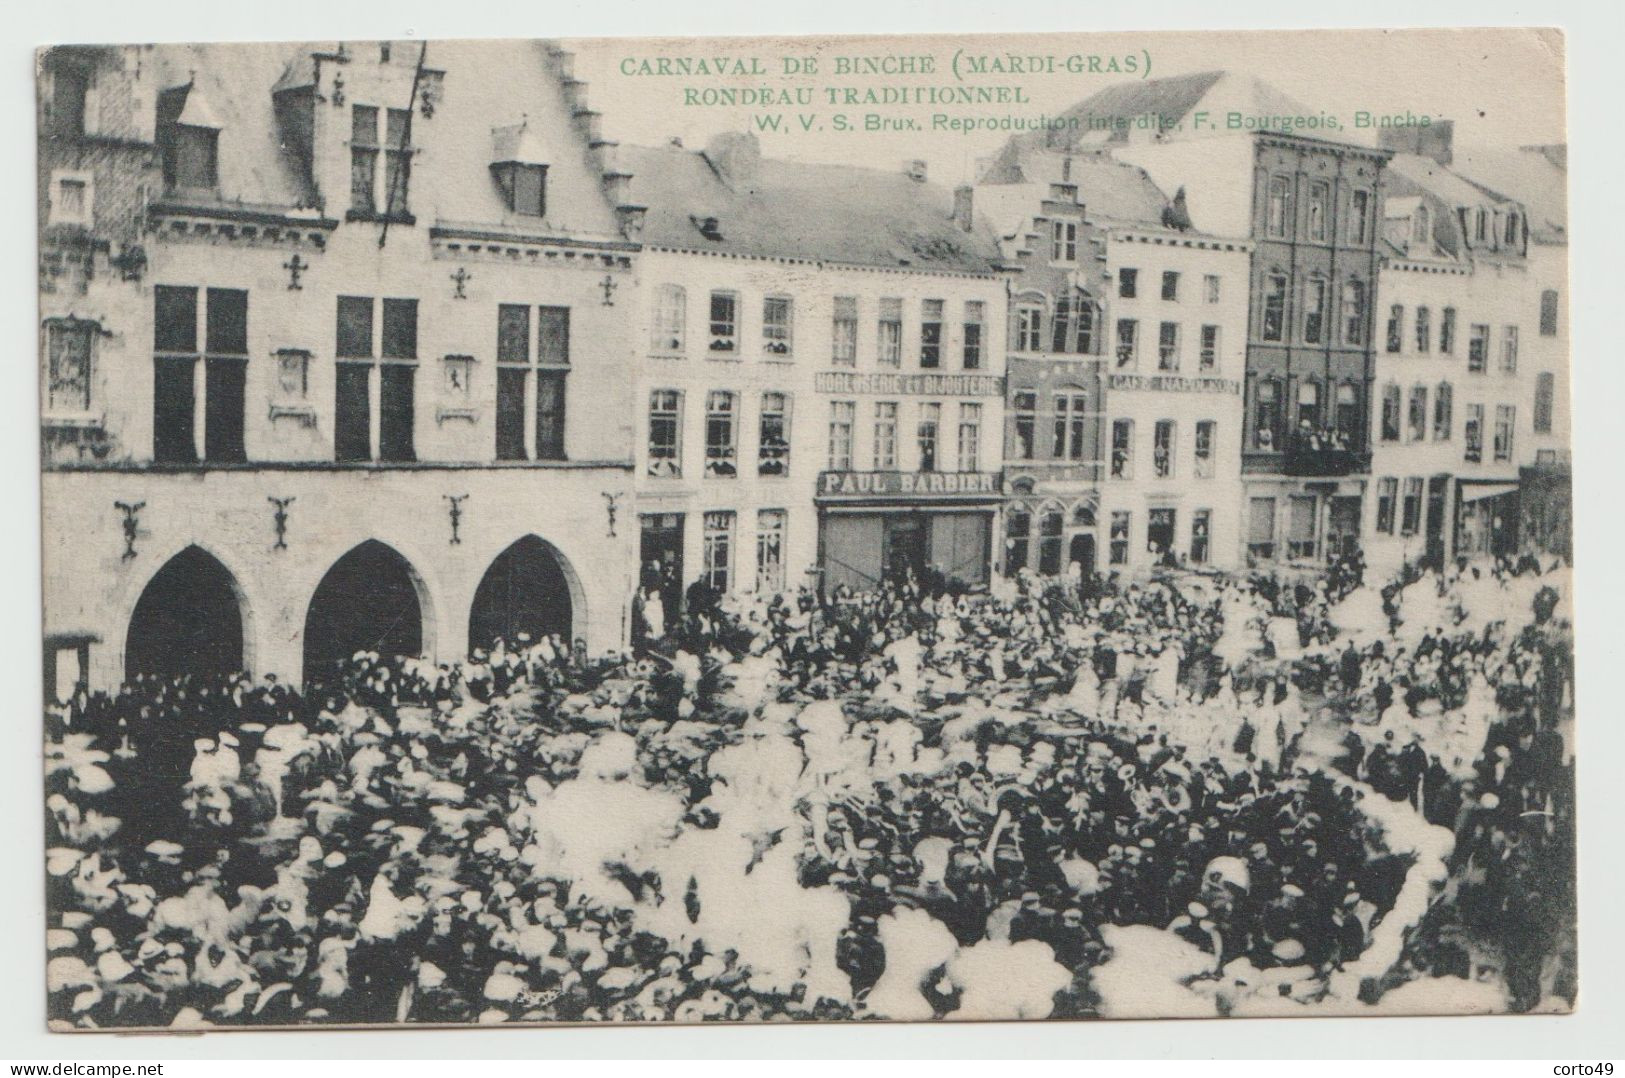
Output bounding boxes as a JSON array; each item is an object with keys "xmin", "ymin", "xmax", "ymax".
[
  {"xmin": 621, "ymin": 139, "xmax": 1005, "ymax": 275},
  {"xmin": 1452, "ymin": 144, "xmax": 1567, "ymax": 243}
]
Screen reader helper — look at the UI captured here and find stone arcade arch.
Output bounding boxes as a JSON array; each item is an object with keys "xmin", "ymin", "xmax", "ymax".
[
  {"xmin": 303, "ymin": 540, "xmax": 428, "ymax": 684},
  {"xmin": 125, "ymin": 545, "xmax": 248, "ymax": 682},
  {"xmin": 467, "ymin": 535, "xmax": 577, "ymax": 656}
]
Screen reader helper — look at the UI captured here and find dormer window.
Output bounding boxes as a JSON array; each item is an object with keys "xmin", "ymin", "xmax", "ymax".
[
  {"xmin": 1412, "ymin": 205, "xmax": 1430, "ymax": 246},
  {"xmin": 352, "ymin": 105, "xmax": 414, "ymax": 220},
  {"xmin": 493, "ymin": 162, "xmax": 547, "ymax": 217},
  {"xmin": 695, "ymin": 215, "xmax": 724, "ymax": 241},
  {"xmin": 156, "ymin": 83, "xmax": 221, "ymax": 192},
  {"xmin": 491, "ymin": 120, "xmax": 548, "ymax": 219}
]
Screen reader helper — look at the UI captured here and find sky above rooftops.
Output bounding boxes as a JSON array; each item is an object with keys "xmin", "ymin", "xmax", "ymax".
[{"xmin": 572, "ymin": 28, "xmax": 1564, "ymax": 187}]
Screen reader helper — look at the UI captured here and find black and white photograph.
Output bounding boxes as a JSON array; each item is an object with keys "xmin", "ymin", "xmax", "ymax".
[{"xmin": 32, "ymin": 22, "xmax": 1583, "ymax": 1037}]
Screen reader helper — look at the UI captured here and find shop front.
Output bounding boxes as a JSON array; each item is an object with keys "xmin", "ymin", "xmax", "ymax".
[{"xmin": 816, "ymin": 470, "xmax": 1001, "ymax": 594}]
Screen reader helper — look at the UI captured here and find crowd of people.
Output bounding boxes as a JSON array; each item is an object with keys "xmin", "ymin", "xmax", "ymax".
[{"xmin": 44, "ymin": 553, "xmax": 1575, "ymax": 1027}]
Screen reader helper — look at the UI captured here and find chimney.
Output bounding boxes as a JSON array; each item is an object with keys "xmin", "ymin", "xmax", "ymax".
[
  {"xmin": 703, "ymin": 131, "xmax": 761, "ymax": 189},
  {"xmin": 953, "ymin": 185, "xmax": 974, "ymax": 232},
  {"xmin": 905, "ymin": 159, "xmax": 928, "ymax": 182},
  {"xmin": 1378, "ymin": 119, "xmax": 1454, "ymax": 166}
]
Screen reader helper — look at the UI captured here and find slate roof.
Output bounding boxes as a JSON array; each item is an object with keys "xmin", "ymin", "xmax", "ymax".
[
  {"xmin": 620, "ymin": 140, "xmax": 1006, "ymax": 275},
  {"xmin": 1452, "ymin": 144, "xmax": 1568, "ymax": 243}
]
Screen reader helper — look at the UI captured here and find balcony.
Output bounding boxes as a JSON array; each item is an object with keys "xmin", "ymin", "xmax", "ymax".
[{"xmin": 1281, "ymin": 429, "xmax": 1369, "ymax": 477}]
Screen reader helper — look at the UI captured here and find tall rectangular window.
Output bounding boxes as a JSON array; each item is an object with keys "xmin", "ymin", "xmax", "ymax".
[
  {"xmin": 1386, "ymin": 305, "xmax": 1404, "ymax": 353},
  {"xmin": 1534, "ymin": 372, "xmax": 1555, "ymax": 433},
  {"xmin": 535, "ymin": 371, "xmax": 566, "ymax": 461},
  {"xmin": 1053, "ymin": 392, "xmax": 1088, "ymax": 461},
  {"xmin": 648, "ymin": 390, "xmax": 682, "ymax": 477},
  {"xmin": 1378, "ymin": 383, "xmax": 1404, "ymax": 442},
  {"xmin": 1158, "ymin": 321, "xmax": 1180, "ymax": 371},
  {"xmin": 1433, "ymin": 382, "xmax": 1454, "ymax": 441},
  {"xmin": 1051, "ymin": 296, "xmax": 1073, "ymax": 355},
  {"xmin": 1415, "ymin": 306, "xmax": 1432, "ymax": 353},
  {"xmin": 1266, "ymin": 175, "xmax": 1291, "ymax": 237},
  {"xmin": 873, "ymin": 401, "xmax": 898, "ymax": 469},
  {"xmin": 756, "ymin": 510, "xmax": 786, "ymax": 593},
  {"xmin": 1494, "ymin": 404, "xmax": 1516, "ymax": 461},
  {"xmin": 1262, "ymin": 275, "xmax": 1287, "ymax": 342},
  {"xmin": 1342, "ymin": 280, "xmax": 1367, "ymax": 346},
  {"xmin": 1500, "ymin": 325, "xmax": 1519, "ymax": 373},
  {"xmin": 1118, "ymin": 268, "xmax": 1138, "ymax": 298},
  {"xmin": 709, "ymin": 291, "xmax": 738, "ymax": 355},
  {"xmin": 379, "ymin": 298, "xmax": 418, "ymax": 463},
  {"xmin": 1540, "ymin": 290, "xmax": 1560, "ymax": 337},
  {"xmin": 1200, "ymin": 325, "xmax": 1219, "ymax": 370},
  {"xmin": 920, "ymin": 299, "xmax": 944, "ymax": 368},
  {"xmin": 1255, "ymin": 379, "xmax": 1282, "ymax": 450},
  {"xmin": 1076, "ymin": 300, "xmax": 1096, "ymax": 354},
  {"xmin": 350, "ymin": 106, "xmax": 381, "ymax": 215},
  {"xmin": 962, "ymin": 301, "xmax": 985, "ymax": 369},
  {"xmin": 153, "ymin": 285, "xmax": 198, "ymax": 463},
  {"xmin": 1400, "ymin": 478, "xmax": 1423, "ymax": 536},
  {"xmin": 1347, "ymin": 189, "xmax": 1371, "ymax": 244},
  {"xmin": 202, "ymin": 288, "xmax": 248, "ymax": 464},
  {"xmin": 762, "ymin": 295, "xmax": 793, "ymax": 357},
  {"xmin": 1051, "ymin": 219, "xmax": 1077, "ymax": 262},
  {"xmin": 1335, "ymin": 383, "xmax": 1360, "ymax": 442},
  {"xmin": 651, "ymin": 284, "xmax": 686, "ymax": 354},
  {"xmin": 1303, "ymin": 277, "xmax": 1327, "ymax": 345},
  {"xmin": 1194, "ymin": 420, "xmax": 1215, "ymax": 478},
  {"xmin": 1015, "ymin": 306, "xmax": 1043, "ymax": 352},
  {"xmin": 878, "ymin": 298, "xmax": 903, "ymax": 367},
  {"xmin": 1464, "ymin": 403, "xmax": 1484, "ymax": 463},
  {"xmin": 832, "ymin": 296, "xmax": 858, "ymax": 366},
  {"xmin": 1153, "ymin": 419, "xmax": 1175, "ymax": 478},
  {"xmin": 759, "ymin": 391, "xmax": 790, "ymax": 476},
  {"xmin": 1468, "ymin": 324, "xmax": 1489, "ymax": 373},
  {"xmin": 1012, "ymin": 391, "xmax": 1035, "ymax": 461},
  {"xmin": 1248, "ymin": 497, "xmax": 1277, "ymax": 561},
  {"xmin": 1287, "ymin": 494, "xmax": 1319, "ymax": 559},
  {"xmin": 1440, "ymin": 307, "xmax": 1457, "ymax": 354},
  {"xmin": 333, "ymin": 294, "xmax": 374, "ymax": 462},
  {"xmin": 702, "ymin": 511, "xmax": 734, "ymax": 593},
  {"xmin": 957, "ymin": 403, "xmax": 981, "ymax": 471},
  {"xmin": 1376, "ymin": 477, "xmax": 1398, "ymax": 534},
  {"xmin": 828, "ymin": 400, "xmax": 854, "ymax": 470},
  {"xmin": 382, "ymin": 108, "xmax": 413, "ymax": 217},
  {"xmin": 917, "ymin": 403, "xmax": 941, "ymax": 472},
  {"xmin": 496, "ymin": 304, "xmax": 531, "ymax": 461},
  {"xmin": 1204, "ymin": 275, "xmax": 1221, "ymax": 304},
  {"xmin": 1110, "ymin": 418, "xmax": 1133, "ymax": 479},
  {"xmin": 1115, "ymin": 319, "xmax": 1138, "ymax": 368},
  {"xmin": 704, "ymin": 390, "xmax": 738, "ymax": 477},
  {"xmin": 1161, "ymin": 271, "xmax": 1180, "ymax": 301},
  {"xmin": 46, "ymin": 321, "xmax": 94, "ymax": 413},
  {"xmin": 1407, "ymin": 384, "xmax": 1428, "ymax": 442},
  {"xmin": 1110, "ymin": 511, "xmax": 1131, "ymax": 566},
  {"xmin": 1307, "ymin": 181, "xmax": 1330, "ymax": 242}
]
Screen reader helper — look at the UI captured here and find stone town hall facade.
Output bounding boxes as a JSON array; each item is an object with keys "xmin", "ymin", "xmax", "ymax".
[{"xmin": 39, "ymin": 41, "xmax": 645, "ymax": 694}]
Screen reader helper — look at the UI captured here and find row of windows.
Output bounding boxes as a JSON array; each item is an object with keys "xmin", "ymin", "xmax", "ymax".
[
  {"xmin": 1006, "ymin": 506, "xmax": 1213, "ymax": 571},
  {"xmin": 1385, "ymin": 306, "xmax": 1524, "ymax": 372},
  {"xmin": 1246, "ymin": 495, "xmax": 1362, "ymax": 563},
  {"xmin": 1262, "ymin": 176, "xmax": 1373, "ymax": 245},
  {"xmin": 1108, "ymin": 319, "xmax": 1223, "ymax": 372},
  {"xmin": 146, "ymin": 287, "xmax": 574, "ymax": 465},
  {"xmin": 650, "ymin": 287, "xmax": 987, "ymax": 370},
  {"xmin": 1250, "ymin": 379, "xmax": 1362, "ymax": 452},
  {"xmin": 1257, "ymin": 273, "xmax": 1367, "ymax": 346},
  {"xmin": 700, "ymin": 508, "xmax": 788, "ymax": 594},
  {"xmin": 1377, "ymin": 383, "xmax": 1530, "ymax": 461},
  {"xmin": 647, "ymin": 390, "xmax": 791, "ymax": 479},
  {"xmin": 1107, "ymin": 418, "xmax": 1218, "ymax": 480},
  {"xmin": 1116, "ymin": 269, "xmax": 1223, "ymax": 305},
  {"xmin": 825, "ymin": 400, "xmax": 983, "ymax": 473}
]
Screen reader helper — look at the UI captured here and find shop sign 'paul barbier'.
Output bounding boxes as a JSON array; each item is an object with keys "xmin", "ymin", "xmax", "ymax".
[{"xmin": 37, "ymin": 28, "xmax": 1574, "ymax": 1030}]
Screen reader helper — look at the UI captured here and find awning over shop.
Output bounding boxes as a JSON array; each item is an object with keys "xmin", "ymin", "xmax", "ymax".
[{"xmin": 1460, "ymin": 483, "xmax": 1518, "ymax": 503}]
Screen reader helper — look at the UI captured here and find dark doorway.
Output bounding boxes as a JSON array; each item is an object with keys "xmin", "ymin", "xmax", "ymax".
[
  {"xmin": 303, "ymin": 540, "xmax": 423, "ymax": 682},
  {"xmin": 1147, "ymin": 508, "xmax": 1177, "ymax": 567},
  {"xmin": 1424, "ymin": 477, "xmax": 1449, "ymax": 568},
  {"xmin": 638, "ymin": 514, "xmax": 684, "ymax": 637},
  {"xmin": 1069, "ymin": 533, "xmax": 1096, "ymax": 578},
  {"xmin": 468, "ymin": 535, "xmax": 573, "ymax": 655},
  {"xmin": 125, "ymin": 546, "xmax": 245, "ymax": 682},
  {"xmin": 883, "ymin": 515, "xmax": 928, "ymax": 583}
]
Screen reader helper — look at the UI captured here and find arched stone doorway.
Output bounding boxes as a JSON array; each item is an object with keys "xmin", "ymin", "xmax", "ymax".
[
  {"xmin": 468, "ymin": 535, "xmax": 574, "ymax": 655},
  {"xmin": 125, "ymin": 545, "xmax": 247, "ymax": 682},
  {"xmin": 303, "ymin": 540, "xmax": 426, "ymax": 683}
]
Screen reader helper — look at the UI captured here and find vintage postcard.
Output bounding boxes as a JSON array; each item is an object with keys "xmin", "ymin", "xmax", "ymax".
[{"xmin": 37, "ymin": 28, "xmax": 1572, "ymax": 1029}]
